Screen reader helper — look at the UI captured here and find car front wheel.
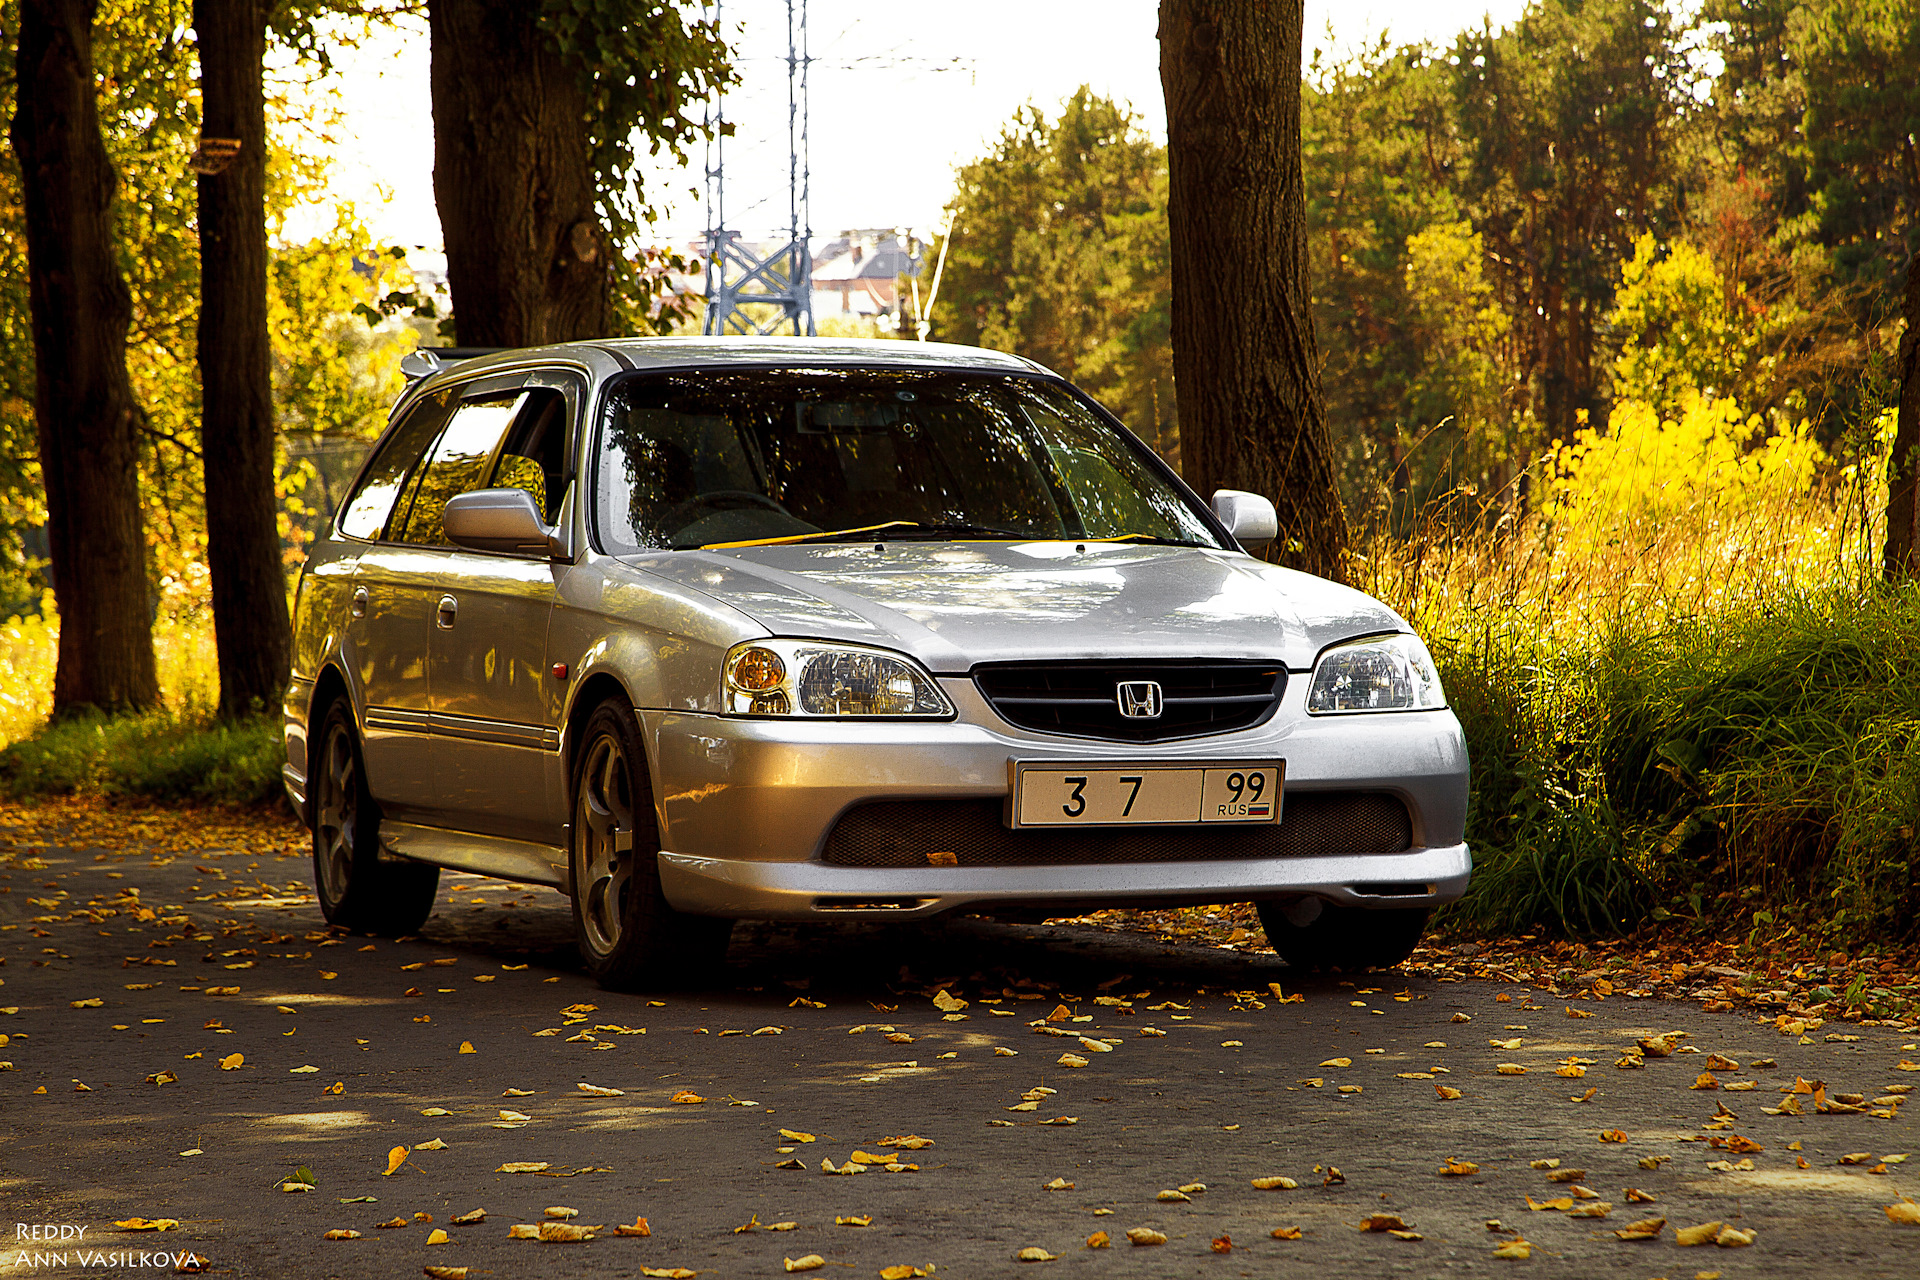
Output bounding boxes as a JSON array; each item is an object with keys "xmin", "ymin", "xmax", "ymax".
[
  {"xmin": 311, "ymin": 698, "xmax": 439, "ymax": 935},
  {"xmin": 1256, "ymin": 898, "xmax": 1429, "ymax": 972},
  {"xmin": 570, "ymin": 698, "xmax": 730, "ymax": 991}
]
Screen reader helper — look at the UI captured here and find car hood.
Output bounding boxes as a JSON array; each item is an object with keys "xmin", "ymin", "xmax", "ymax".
[{"xmin": 616, "ymin": 541, "xmax": 1406, "ymax": 673}]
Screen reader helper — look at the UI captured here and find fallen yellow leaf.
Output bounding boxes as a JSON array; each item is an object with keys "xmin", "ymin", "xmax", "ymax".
[
  {"xmin": 322, "ymin": 1229, "xmax": 361, "ymax": 1240},
  {"xmin": 1615, "ymin": 1217, "xmax": 1665, "ymax": 1240},
  {"xmin": 1675, "ymin": 1221, "xmax": 1725, "ymax": 1246},
  {"xmin": 784, "ymin": 1256, "xmax": 825, "ymax": 1272},
  {"xmin": 426, "ymin": 1228, "xmax": 450, "ymax": 1244},
  {"xmin": 219, "ymin": 1053, "xmax": 243, "ymax": 1070},
  {"xmin": 670, "ymin": 1089, "xmax": 705, "ymax": 1104},
  {"xmin": 1125, "ymin": 1227, "xmax": 1166, "ymax": 1246},
  {"xmin": 1271, "ymin": 1226, "xmax": 1303, "ymax": 1240},
  {"xmin": 1491, "ymin": 1239, "xmax": 1531, "ymax": 1259},
  {"xmin": 384, "ymin": 1146, "xmax": 410, "ymax": 1176}
]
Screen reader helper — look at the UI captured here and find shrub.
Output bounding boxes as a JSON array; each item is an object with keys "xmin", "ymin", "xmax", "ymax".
[{"xmin": 0, "ymin": 712, "xmax": 283, "ymax": 807}]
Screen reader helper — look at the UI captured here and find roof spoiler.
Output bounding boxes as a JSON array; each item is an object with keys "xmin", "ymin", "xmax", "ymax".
[{"xmin": 399, "ymin": 346, "xmax": 506, "ymax": 381}]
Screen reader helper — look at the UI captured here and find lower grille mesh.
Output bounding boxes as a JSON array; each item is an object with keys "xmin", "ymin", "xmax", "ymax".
[{"xmin": 820, "ymin": 791, "xmax": 1413, "ymax": 868}]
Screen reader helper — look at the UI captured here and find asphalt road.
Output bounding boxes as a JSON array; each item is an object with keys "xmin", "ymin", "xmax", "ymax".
[{"xmin": 2, "ymin": 816, "xmax": 1919, "ymax": 1279}]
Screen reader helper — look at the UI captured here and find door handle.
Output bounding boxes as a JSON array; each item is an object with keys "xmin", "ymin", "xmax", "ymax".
[
  {"xmin": 350, "ymin": 587, "xmax": 368, "ymax": 618},
  {"xmin": 436, "ymin": 595, "xmax": 458, "ymax": 629}
]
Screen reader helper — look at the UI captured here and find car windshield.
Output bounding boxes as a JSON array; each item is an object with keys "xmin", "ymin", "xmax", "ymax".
[{"xmin": 592, "ymin": 368, "xmax": 1223, "ymax": 553}]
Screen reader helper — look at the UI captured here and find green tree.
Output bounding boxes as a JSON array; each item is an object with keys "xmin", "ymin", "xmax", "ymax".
[
  {"xmin": 929, "ymin": 89, "xmax": 1176, "ymax": 456},
  {"xmin": 1447, "ymin": 0, "xmax": 1695, "ymax": 445},
  {"xmin": 1704, "ymin": 0, "xmax": 1920, "ymax": 432}
]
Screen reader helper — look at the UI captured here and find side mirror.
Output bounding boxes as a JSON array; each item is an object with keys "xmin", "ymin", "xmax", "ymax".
[
  {"xmin": 443, "ymin": 488, "xmax": 567, "ymax": 559},
  {"xmin": 1211, "ymin": 489, "xmax": 1278, "ymax": 550}
]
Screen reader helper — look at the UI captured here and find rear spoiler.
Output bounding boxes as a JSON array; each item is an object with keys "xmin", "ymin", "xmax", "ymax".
[{"xmin": 399, "ymin": 346, "xmax": 506, "ymax": 381}]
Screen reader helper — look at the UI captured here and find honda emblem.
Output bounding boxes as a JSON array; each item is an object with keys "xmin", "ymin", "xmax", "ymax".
[{"xmin": 1116, "ymin": 680, "xmax": 1164, "ymax": 719}]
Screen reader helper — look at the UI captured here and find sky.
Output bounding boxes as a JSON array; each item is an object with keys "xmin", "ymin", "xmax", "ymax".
[{"xmin": 295, "ymin": 0, "xmax": 1531, "ymax": 254}]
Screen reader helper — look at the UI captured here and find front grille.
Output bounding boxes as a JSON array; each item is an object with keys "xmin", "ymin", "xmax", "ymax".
[
  {"xmin": 974, "ymin": 660, "xmax": 1287, "ymax": 741},
  {"xmin": 820, "ymin": 791, "xmax": 1413, "ymax": 868}
]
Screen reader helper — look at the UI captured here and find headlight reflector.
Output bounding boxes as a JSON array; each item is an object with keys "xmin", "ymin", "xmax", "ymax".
[
  {"xmin": 1306, "ymin": 633, "xmax": 1445, "ymax": 714},
  {"xmin": 723, "ymin": 640, "xmax": 952, "ymax": 718}
]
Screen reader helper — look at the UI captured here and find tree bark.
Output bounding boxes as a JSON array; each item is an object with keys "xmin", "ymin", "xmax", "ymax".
[
  {"xmin": 429, "ymin": 0, "xmax": 609, "ymax": 346},
  {"xmin": 1887, "ymin": 253, "xmax": 1920, "ymax": 582},
  {"xmin": 195, "ymin": 0, "xmax": 291, "ymax": 718},
  {"xmin": 10, "ymin": 0, "xmax": 161, "ymax": 716},
  {"xmin": 1158, "ymin": 0, "xmax": 1348, "ymax": 580}
]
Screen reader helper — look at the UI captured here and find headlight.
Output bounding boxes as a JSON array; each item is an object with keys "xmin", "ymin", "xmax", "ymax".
[
  {"xmin": 723, "ymin": 640, "xmax": 954, "ymax": 718},
  {"xmin": 1306, "ymin": 633, "xmax": 1445, "ymax": 714}
]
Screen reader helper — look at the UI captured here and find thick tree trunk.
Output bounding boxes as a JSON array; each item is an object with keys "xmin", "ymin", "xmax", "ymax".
[
  {"xmin": 1886, "ymin": 254, "xmax": 1920, "ymax": 582},
  {"xmin": 195, "ymin": 0, "xmax": 291, "ymax": 718},
  {"xmin": 1158, "ymin": 0, "xmax": 1348, "ymax": 581},
  {"xmin": 429, "ymin": 0, "xmax": 609, "ymax": 346},
  {"xmin": 10, "ymin": 0, "xmax": 161, "ymax": 716}
]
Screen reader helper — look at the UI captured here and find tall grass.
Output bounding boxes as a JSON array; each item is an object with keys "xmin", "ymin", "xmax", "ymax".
[
  {"xmin": 1354, "ymin": 397, "xmax": 1918, "ymax": 943},
  {"xmin": 0, "ymin": 585, "xmax": 277, "ymax": 806}
]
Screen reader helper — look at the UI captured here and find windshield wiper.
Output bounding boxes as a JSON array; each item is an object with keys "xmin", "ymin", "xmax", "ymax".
[
  {"xmin": 700, "ymin": 521, "xmax": 1029, "ymax": 550},
  {"xmin": 1088, "ymin": 532, "xmax": 1211, "ymax": 547},
  {"xmin": 696, "ymin": 521, "xmax": 921, "ymax": 550},
  {"xmin": 864, "ymin": 521, "xmax": 1029, "ymax": 541}
]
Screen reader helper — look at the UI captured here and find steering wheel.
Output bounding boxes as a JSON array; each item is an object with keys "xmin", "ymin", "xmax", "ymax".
[{"xmin": 658, "ymin": 489, "xmax": 793, "ymax": 532}]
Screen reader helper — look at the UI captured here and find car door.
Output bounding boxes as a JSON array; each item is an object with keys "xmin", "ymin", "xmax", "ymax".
[
  {"xmin": 341, "ymin": 389, "xmax": 459, "ymax": 822},
  {"xmin": 353, "ymin": 382, "xmax": 526, "ymax": 823},
  {"xmin": 424, "ymin": 371, "xmax": 581, "ymax": 842}
]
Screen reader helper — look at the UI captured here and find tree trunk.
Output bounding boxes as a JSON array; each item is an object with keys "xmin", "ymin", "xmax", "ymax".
[
  {"xmin": 9, "ymin": 0, "xmax": 161, "ymax": 716},
  {"xmin": 429, "ymin": 0, "xmax": 609, "ymax": 346},
  {"xmin": 1887, "ymin": 253, "xmax": 1920, "ymax": 582},
  {"xmin": 1158, "ymin": 0, "xmax": 1348, "ymax": 581},
  {"xmin": 195, "ymin": 0, "xmax": 291, "ymax": 718}
]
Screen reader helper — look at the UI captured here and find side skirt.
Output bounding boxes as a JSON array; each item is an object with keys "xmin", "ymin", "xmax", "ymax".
[{"xmin": 379, "ymin": 820, "xmax": 570, "ymax": 892}]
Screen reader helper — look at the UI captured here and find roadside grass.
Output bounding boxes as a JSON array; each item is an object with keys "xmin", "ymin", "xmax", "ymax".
[
  {"xmin": 1356, "ymin": 400, "xmax": 1919, "ymax": 946},
  {"xmin": 0, "ymin": 592, "xmax": 279, "ymax": 806}
]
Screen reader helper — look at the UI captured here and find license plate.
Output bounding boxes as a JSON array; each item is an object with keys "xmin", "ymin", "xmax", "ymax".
[{"xmin": 1010, "ymin": 761, "xmax": 1283, "ymax": 828}]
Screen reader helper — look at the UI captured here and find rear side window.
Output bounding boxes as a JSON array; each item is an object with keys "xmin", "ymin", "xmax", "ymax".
[
  {"xmin": 335, "ymin": 393, "xmax": 456, "ymax": 541},
  {"xmin": 391, "ymin": 393, "xmax": 526, "ymax": 545}
]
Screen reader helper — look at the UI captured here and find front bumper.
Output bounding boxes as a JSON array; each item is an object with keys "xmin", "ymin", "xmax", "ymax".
[
  {"xmin": 658, "ymin": 842, "xmax": 1472, "ymax": 919},
  {"xmin": 642, "ymin": 677, "xmax": 1471, "ymax": 920}
]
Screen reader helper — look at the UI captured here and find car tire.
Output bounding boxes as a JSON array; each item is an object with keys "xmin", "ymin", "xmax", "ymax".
[
  {"xmin": 311, "ymin": 697, "xmax": 439, "ymax": 935},
  {"xmin": 570, "ymin": 698, "xmax": 730, "ymax": 991},
  {"xmin": 1256, "ymin": 899, "xmax": 1429, "ymax": 972}
]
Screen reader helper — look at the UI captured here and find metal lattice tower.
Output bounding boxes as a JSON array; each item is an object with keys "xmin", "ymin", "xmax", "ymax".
[{"xmin": 702, "ymin": 0, "xmax": 814, "ymax": 337}]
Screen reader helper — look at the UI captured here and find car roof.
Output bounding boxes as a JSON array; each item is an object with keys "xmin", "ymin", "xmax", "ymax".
[{"xmin": 417, "ymin": 336, "xmax": 1050, "ymax": 384}]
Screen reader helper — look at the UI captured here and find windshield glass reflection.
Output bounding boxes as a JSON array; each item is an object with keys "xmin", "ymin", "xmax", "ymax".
[{"xmin": 591, "ymin": 368, "xmax": 1220, "ymax": 553}]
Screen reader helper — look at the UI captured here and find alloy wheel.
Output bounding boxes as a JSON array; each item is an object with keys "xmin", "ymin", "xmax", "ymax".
[
  {"xmin": 576, "ymin": 733, "xmax": 635, "ymax": 955},
  {"xmin": 315, "ymin": 722, "xmax": 357, "ymax": 904}
]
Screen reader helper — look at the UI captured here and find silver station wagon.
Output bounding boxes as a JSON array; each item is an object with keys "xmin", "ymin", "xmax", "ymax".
[{"xmin": 283, "ymin": 338, "xmax": 1471, "ymax": 988}]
